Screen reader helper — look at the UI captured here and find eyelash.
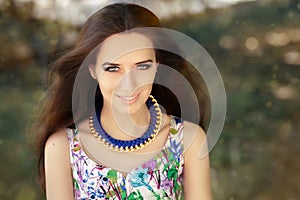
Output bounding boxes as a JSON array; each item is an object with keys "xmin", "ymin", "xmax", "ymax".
[
  {"xmin": 104, "ymin": 64, "xmax": 152, "ymax": 72},
  {"xmin": 136, "ymin": 64, "xmax": 151, "ymax": 70},
  {"xmin": 105, "ymin": 66, "xmax": 119, "ymax": 72}
]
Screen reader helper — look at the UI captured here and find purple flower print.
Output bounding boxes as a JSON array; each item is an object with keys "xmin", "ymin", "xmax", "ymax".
[
  {"xmin": 161, "ymin": 179, "xmax": 173, "ymax": 189},
  {"xmin": 143, "ymin": 159, "xmax": 157, "ymax": 171}
]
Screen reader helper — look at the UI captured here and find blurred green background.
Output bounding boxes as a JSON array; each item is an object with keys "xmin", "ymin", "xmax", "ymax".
[{"xmin": 0, "ymin": 0, "xmax": 299, "ymax": 199}]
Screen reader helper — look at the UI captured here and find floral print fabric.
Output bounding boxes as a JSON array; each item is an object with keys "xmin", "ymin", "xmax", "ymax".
[{"xmin": 66, "ymin": 116, "xmax": 184, "ymax": 200}]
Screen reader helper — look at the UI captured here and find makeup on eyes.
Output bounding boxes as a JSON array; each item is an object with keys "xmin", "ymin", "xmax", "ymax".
[
  {"xmin": 101, "ymin": 59, "xmax": 154, "ymax": 72},
  {"xmin": 103, "ymin": 65, "xmax": 120, "ymax": 72}
]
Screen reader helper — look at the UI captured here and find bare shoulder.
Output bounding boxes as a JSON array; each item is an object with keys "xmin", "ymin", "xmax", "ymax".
[
  {"xmin": 183, "ymin": 121, "xmax": 212, "ymax": 199},
  {"xmin": 183, "ymin": 121, "xmax": 205, "ymax": 136},
  {"xmin": 44, "ymin": 128, "xmax": 70, "ymax": 168},
  {"xmin": 44, "ymin": 128, "xmax": 74, "ymax": 199},
  {"xmin": 183, "ymin": 121, "xmax": 207, "ymax": 157},
  {"xmin": 45, "ymin": 128, "xmax": 69, "ymax": 153}
]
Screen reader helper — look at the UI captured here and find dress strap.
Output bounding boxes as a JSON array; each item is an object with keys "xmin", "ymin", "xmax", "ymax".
[
  {"xmin": 164, "ymin": 116, "xmax": 184, "ymax": 161},
  {"xmin": 65, "ymin": 128, "xmax": 82, "ymax": 160},
  {"xmin": 169, "ymin": 115, "xmax": 184, "ymax": 140}
]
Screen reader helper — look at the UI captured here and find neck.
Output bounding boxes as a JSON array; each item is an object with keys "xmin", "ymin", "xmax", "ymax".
[{"xmin": 100, "ymin": 102, "xmax": 150, "ymax": 140}]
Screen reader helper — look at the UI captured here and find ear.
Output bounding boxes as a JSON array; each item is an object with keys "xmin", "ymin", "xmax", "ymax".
[
  {"xmin": 88, "ymin": 64, "xmax": 97, "ymax": 79},
  {"xmin": 155, "ymin": 62, "xmax": 159, "ymax": 72}
]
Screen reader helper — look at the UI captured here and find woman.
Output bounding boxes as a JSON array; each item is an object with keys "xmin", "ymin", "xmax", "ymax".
[{"xmin": 35, "ymin": 3, "xmax": 212, "ymax": 199}]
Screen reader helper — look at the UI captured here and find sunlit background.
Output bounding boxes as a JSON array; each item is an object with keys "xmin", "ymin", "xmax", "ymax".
[{"xmin": 0, "ymin": 0, "xmax": 299, "ymax": 199}]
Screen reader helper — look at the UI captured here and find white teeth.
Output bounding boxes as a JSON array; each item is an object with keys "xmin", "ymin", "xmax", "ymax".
[{"xmin": 120, "ymin": 95, "xmax": 137, "ymax": 101}]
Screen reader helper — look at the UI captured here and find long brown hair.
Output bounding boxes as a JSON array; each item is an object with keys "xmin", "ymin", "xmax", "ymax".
[{"xmin": 33, "ymin": 3, "xmax": 210, "ymax": 191}]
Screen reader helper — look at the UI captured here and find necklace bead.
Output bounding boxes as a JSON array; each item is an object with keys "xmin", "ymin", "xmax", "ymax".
[{"xmin": 89, "ymin": 95, "xmax": 162, "ymax": 152}]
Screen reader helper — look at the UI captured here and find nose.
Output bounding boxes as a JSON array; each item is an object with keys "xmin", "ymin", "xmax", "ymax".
[{"xmin": 117, "ymin": 70, "xmax": 138, "ymax": 93}]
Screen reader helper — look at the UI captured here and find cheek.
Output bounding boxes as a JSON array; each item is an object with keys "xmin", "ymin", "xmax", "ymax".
[
  {"xmin": 142, "ymin": 84, "xmax": 153, "ymax": 94},
  {"xmin": 138, "ymin": 67, "xmax": 157, "ymax": 83},
  {"xmin": 98, "ymin": 76, "xmax": 119, "ymax": 93},
  {"xmin": 95, "ymin": 68, "xmax": 117, "ymax": 93}
]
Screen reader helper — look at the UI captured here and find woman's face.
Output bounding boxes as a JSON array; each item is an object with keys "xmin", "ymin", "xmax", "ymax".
[{"xmin": 90, "ymin": 32, "xmax": 157, "ymax": 114}]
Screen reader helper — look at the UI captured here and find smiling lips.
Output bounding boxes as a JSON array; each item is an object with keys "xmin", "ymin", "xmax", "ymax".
[{"xmin": 117, "ymin": 94, "xmax": 139, "ymax": 104}]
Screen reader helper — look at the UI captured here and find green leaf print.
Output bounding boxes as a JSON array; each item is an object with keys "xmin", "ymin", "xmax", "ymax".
[
  {"xmin": 167, "ymin": 166, "xmax": 178, "ymax": 179},
  {"xmin": 170, "ymin": 128, "xmax": 178, "ymax": 135},
  {"xmin": 174, "ymin": 181, "xmax": 181, "ymax": 192},
  {"xmin": 107, "ymin": 169, "xmax": 118, "ymax": 183},
  {"xmin": 163, "ymin": 160, "xmax": 171, "ymax": 172},
  {"xmin": 73, "ymin": 178, "xmax": 79, "ymax": 190},
  {"xmin": 151, "ymin": 191, "xmax": 162, "ymax": 200},
  {"xmin": 106, "ymin": 191, "xmax": 117, "ymax": 199},
  {"xmin": 128, "ymin": 190, "xmax": 144, "ymax": 200},
  {"xmin": 121, "ymin": 189, "xmax": 127, "ymax": 200}
]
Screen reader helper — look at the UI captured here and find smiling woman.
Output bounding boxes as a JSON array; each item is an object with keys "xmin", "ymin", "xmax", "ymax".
[
  {"xmin": 33, "ymin": 3, "xmax": 211, "ymax": 200},
  {"xmin": 91, "ymin": 33, "xmax": 157, "ymax": 116}
]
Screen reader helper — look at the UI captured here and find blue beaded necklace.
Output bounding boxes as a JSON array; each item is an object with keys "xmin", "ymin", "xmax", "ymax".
[{"xmin": 89, "ymin": 95, "xmax": 162, "ymax": 152}]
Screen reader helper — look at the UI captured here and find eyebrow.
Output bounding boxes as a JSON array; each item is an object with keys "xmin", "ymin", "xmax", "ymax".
[
  {"xmin": 135, "ymin": 59, "xmax": 153, "ymax": 65},
  {"xmin": 101, "ymin": 59, "xmax": 153, "ymax": 67}
]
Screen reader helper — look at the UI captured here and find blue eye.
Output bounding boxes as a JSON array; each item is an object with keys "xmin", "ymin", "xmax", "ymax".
[
  {"xmin": 136, "ymin": 64, "xmax": 151, "ymax": 70},
  {"xmin": 104, "ymin": 66, "xmax": 120, "ymax": 72}
]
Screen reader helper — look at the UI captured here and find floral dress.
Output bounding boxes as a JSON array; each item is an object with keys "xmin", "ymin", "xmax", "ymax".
[{"xmin": 66, "ymin": 116, "xmax": 184, "ymax": 200}]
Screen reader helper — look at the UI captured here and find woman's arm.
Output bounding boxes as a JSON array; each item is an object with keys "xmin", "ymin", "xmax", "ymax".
[
  {"xmin": 44, "ymin": 129, "xmax": 74, "ymax": 200},
  {"xmin": 183, "ymin": 121, "xmax": 212, "ymax": 200}
]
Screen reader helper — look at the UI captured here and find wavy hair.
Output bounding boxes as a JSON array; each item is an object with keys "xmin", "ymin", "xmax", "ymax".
[{"xmin": 33, "ymin": 3, "xmax": 210, "ymax": 191}]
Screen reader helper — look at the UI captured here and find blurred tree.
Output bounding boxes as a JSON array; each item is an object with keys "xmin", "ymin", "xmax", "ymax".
[{"xmin": 0, "ymin": 0, "xmax": 299, "ymax": 199}]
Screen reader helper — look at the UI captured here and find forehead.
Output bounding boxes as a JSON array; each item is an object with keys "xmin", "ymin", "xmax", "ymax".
[{"xmin": 96, "ymin": 32, "xmax": 155, "ymax": 63}]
